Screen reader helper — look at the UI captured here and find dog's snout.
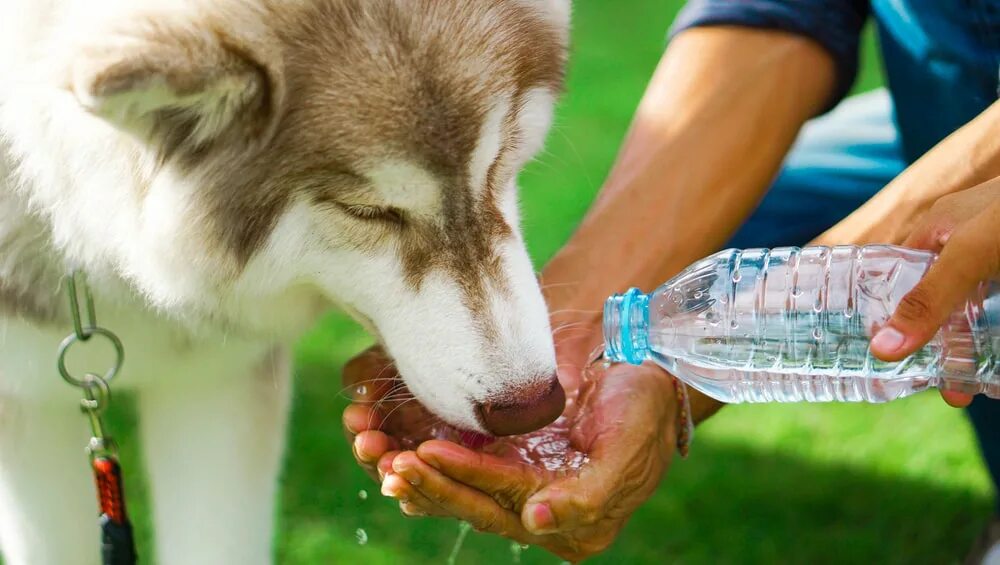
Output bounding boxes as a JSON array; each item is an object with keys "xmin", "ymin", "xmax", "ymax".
[{"xmin": 476, "ymin": 375, "xmax": 565, "ymax": 436}]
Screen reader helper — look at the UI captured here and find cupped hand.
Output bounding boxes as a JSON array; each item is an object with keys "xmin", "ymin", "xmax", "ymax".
[
  {"xmin": 869, "ymin": 177, "xmax": 1000, "ymax": 407},
  {"xmin": 342, "ymin": 335, "xmax": 678, "ymax": 562}
]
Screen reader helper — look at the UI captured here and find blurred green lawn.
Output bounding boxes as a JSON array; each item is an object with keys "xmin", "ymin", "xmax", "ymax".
[{"xmin": 106, "ymin": 2, "xmax": 994, "ymax": 564}]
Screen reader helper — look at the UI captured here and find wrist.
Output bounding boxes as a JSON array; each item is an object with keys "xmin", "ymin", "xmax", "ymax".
[{"xmin": 688, "ymin": 387, "xmax": 724, "ymax": 424}]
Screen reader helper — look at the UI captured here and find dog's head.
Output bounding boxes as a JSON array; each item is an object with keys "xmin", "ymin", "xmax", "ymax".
[{"xmin": 62, "ymin": 0, "xmax": 570, "ymax": 435}]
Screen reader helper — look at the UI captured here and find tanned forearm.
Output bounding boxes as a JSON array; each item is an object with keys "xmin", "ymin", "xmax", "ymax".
[
  {"xmin": 542, "ymin": 27, "xmax": 837, "ymax": 423},
  {"xmin": 815, "ymin": 99, "xmax": 1000, "ymax": 246}
]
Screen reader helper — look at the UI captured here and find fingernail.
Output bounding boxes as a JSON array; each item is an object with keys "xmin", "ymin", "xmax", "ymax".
[
  {"xmin": 353, "ymin": 436, "xmax": 369, "ymax": 460},
  {"xmin": 872, "ymin": 326, "xmax": 906, "ymax": 353},
  {"xmin": 524, "ymin": 503, "xmax": 555, "ymax": 534},
  {"xmin": 401, "ymin": 503, "xmax": 426, "ymax": 517},
  {"xmin": 381, "ymin": 475, "xmax": 401, "ymax": 498},
  {"xmin": 380, "ymin": 482, "xmax": 395, "ymax": 497},
  {"xmin": 393, "ymin": 461, "xmax": 421, "ymax": 486}
]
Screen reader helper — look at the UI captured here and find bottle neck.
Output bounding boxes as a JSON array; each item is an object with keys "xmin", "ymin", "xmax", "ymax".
[{"xmin": 603, "ymin": 288, "xmax": 650, "ymax": 365}]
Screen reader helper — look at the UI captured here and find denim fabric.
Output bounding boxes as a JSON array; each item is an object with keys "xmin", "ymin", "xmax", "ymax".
[
  {"xmin": 672, "ymin": 0, "xmax": 1000, "ymax": 130},
  {"xmin": 671, "ymin": 0, "xmax": 869, "ymax": 110}
]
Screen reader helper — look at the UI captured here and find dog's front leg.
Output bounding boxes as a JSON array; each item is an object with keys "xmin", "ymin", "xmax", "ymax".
[
  {"xmin": 138, "ymin": 348, "xmax": 292, "ymax": 565},
  {"xmin": 0, "ymin": 395, "xmax": 103, "ymax": 565}
]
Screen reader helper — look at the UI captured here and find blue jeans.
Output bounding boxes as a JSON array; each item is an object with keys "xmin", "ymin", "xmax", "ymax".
[{"xmin": 727, "ymin": 88, "xmax": 1000, "ymax": 512}]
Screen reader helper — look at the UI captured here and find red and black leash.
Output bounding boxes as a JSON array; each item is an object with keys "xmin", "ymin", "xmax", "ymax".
[
  {"xmin": 59, "ymin": 273, "xmax": 138, "ymax": 565},
  {"xmin": 93, "ymin": 455, "xmax": 138, "ymax": 565}
]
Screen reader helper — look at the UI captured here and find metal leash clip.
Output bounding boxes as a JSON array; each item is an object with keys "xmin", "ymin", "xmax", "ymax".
[{"xmin": 58, "ymin": 272, "xmax": 137, "ymax": 565}]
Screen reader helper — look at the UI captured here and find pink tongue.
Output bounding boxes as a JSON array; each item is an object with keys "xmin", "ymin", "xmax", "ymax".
[{"xmin": 459, "ymin": 430, "xmax": 495, "ymax": 449}]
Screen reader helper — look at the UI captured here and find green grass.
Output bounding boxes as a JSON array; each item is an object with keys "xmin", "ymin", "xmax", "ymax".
[{"xmin": 101, "ymin": 2, "xmax": 994, "ymax": 564}]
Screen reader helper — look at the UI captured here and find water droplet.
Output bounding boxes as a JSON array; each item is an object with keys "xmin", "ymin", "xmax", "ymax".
[
  {"xmin": 742, "ymin": 333, "xmax": 750, "ymax": 338},
  {"xmin": 812, "ymin": 328, "xmax": 824, "ymax": 340},
  {"xmin": 511, "ymin": 542, "xmax": 525, "ymax": 563},
  {"xmin": 355, "ymin": 385, "xmax": 368, "ymax": 396},
  {"xmin": 732, "ymin": 271, "xmax": 743, "ymax": 283},
  {"xmin": 792, "ymin": 288, "xmax": 804, "ymax": 298},
  {"xmin": 694, "ymin": 290, "xmax": 704, "ymax": 299},
  {"xmin": 447, "ymin": 522, "xmax": 473, "ymax": 565},
  {"xmin": 729, "ymin": 320, "xmax": 739, "ymax": 330},
  {"xmin": 672, "ymin": 293, "xmax": 683, "ymax": 304},
  {"xmin": 720, "ymin": 294, "xmax": 728, "ymax": 304},
  {"xmin": 355, "ymin": 528, "xmax": 368, "ymax": 545},
  {"xmin": 705, "ymin": 312, "xmax": 719, "ymax": 326},
  {"xmin": 358, "ymin": 489, "xmax": 368, "ymax": 500}
]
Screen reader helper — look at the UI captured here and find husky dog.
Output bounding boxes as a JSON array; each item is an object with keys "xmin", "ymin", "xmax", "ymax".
[{"xmin": 0, "ymin": 1, "xmax": 569, "ymax": 563}]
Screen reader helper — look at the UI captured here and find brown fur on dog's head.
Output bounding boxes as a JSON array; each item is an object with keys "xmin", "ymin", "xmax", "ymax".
[{"xmin": 61, "ymin": 0, "xmax": 570, "ymax": 433}]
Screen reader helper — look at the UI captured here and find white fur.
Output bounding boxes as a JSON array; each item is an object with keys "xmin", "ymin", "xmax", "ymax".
[
  {"xmin": 365, "ymin": 160, "xmax": 443, "ymax": 218},
  {"xmin": 468, "ymin": 94, "xmax": 512, "ymax": 198},
  {"xmin": 519, "ymin": 0, "xmax": 572, "ymax": 35},
  {"xmin": 0, "ymin": 1, "xmax": 564, "ymax": 563}
]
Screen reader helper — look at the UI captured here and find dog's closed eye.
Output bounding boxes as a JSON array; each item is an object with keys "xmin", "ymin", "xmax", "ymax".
[{"xmin": 336, "ymin": 203, "xmax": 405, "ymax": 226}]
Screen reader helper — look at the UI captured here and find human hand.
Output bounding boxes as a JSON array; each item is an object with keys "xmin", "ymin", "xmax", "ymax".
[
  {"xmin": 351, "ymin": 359, "xmax": 676, "ymax": 561},
  {"xmin": 341, "ymin": 326, "xmax": 680, "ymax": 561},
  {"xmin": 870, "ymin": 177, "xmax": 1000, "ymax": 407}
]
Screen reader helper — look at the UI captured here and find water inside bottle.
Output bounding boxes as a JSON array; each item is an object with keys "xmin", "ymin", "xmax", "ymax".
[
  {"xmin": 645, "ymin": 276, "xmax": 949, "ymax": 403},
  {"xmin": 605, "ymin": 245, "xmax": 1000, "ymax": 403}
]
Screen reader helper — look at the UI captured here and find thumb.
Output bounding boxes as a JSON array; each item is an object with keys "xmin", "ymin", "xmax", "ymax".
[
  {"xmin": 521, "ymin": 365, "xmax": 672, "ymax": 535},
  {"xmin": 520, "ymin": 448, "xmax": 662, "ymax": 535},
  {"xmin": 521, "ymin": 473, "xmax": 607, "ymax": 535},
  {"xmin": 872, "ymin": 204, "xmax": 1000, "ymax": 362}
]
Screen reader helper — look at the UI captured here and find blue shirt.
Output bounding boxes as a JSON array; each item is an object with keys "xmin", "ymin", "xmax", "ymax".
[{"xmin": 671, "ymin": 0, "xmax": 1000, "ymax": 162}]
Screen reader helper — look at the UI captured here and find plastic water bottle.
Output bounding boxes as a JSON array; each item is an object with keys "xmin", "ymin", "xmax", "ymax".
[{"xmin": 603, "ymin": 245, "xmax": 1000, "ymax": 403}]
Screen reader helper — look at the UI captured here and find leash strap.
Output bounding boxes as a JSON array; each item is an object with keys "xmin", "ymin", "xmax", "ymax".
[{"xmin": 94, "ymin": 457, "xmax": 138, "ymax": 565}]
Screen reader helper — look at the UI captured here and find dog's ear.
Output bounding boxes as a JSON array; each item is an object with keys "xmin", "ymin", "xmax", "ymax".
[{"xmin": 71, "ymin": 15, "xmax": 282, "ymax": 159}]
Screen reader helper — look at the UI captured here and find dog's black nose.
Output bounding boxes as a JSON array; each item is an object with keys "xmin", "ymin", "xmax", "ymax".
[{"xmin": 476, "ymin": 375, "xmax": 565, "ymax": 436}]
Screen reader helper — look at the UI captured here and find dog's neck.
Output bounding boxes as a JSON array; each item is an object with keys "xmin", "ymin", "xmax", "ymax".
[{"xmin": 0, "ymin": 189, "xmax": 65, "ymax": 325}]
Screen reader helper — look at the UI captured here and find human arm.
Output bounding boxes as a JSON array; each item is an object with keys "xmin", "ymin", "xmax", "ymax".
[
  {"xmin": 815, "ymin": 100, "xmax": 1000, "ymax": 247},
  {"xmin": 541, "ymin": 25, "xmax": 838, "ymax": 423}
]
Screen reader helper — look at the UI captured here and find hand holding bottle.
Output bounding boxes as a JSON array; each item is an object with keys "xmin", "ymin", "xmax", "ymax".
[{"xmin": 871, "ymin": 177, "xmax": 1000, "ymax": 407}]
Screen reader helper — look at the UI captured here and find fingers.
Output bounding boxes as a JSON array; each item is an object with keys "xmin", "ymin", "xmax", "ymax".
[
  {"xmin": 903, "ymin": 178, "xmax": 1000, "ymax": 250},
  {"xmin": 343, "ymin": 403, "xmax": 382, "ymax": 437},
  {"xmin": 389, "ymin": 450, "xmax": 536, "ymax": 541},
  {"xmin": 872, "ymin": 199, "xmax": 1000, "ymax": 361},
  {"xmin": 351, "ymin": 430, "xmax": 398, "ymax": 482},
  {"xmin": 939, "ymin": 389, "xmax": 974, "ymax": 408},
  {"xmin": 416, "ymin": 441, "xmax": 545, "ymax": 510},
  {"xmin": 520, "ymin": 464, "xmax": 632, "ymax": 535},
  {"xmin": 902, "ymin": 205, "xmax": 958, "ymax": 252},
  {"xmin": 380, "ymin": 470, "xmax": 448, "ymax": 518},
  {"xmin": 342, "ymin": 346, "xmax": 398, "ymax": 398},
  {"xmin": 343, "ymin": 403, "xmax": 388, "ymax": 481}
]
